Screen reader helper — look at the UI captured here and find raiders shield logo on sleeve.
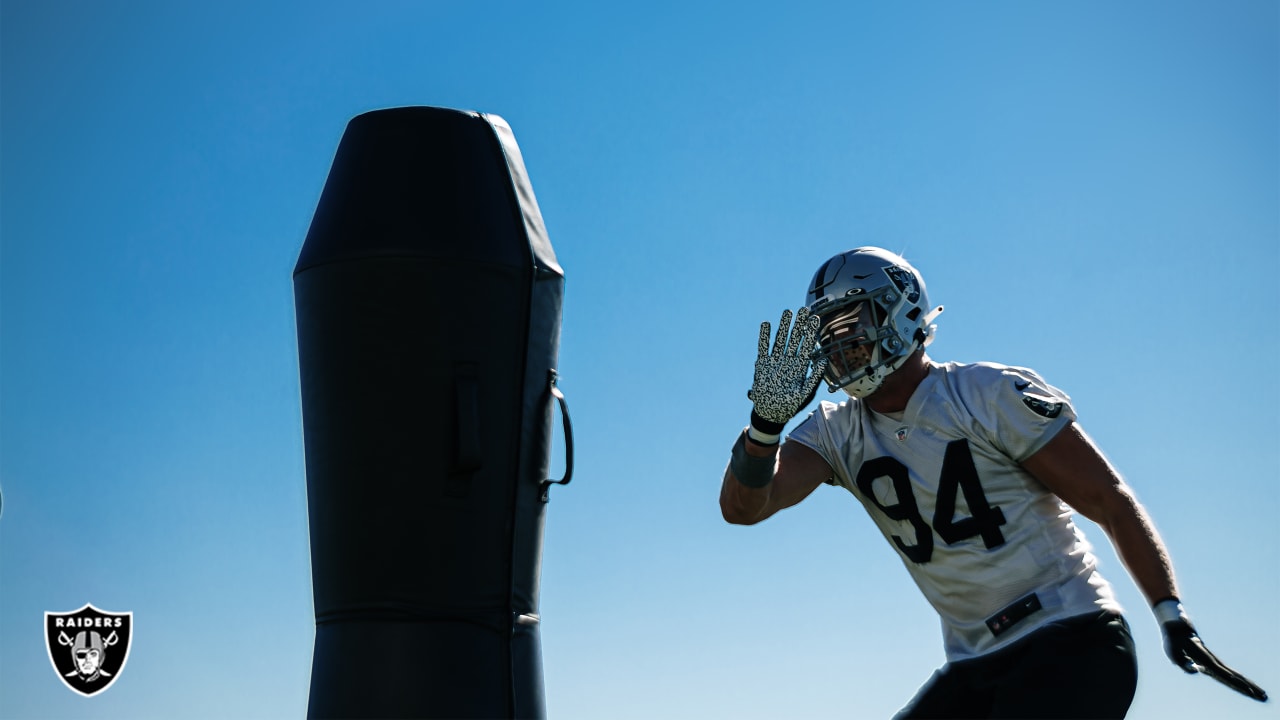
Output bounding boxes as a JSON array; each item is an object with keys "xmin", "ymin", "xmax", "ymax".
[
  {"xmin": 1021, "ymin": 394, "xmax": 1064, "ymax": 419},
  {"xmin": 45, "ymin": 604, "xmax": 133, "ymax": 697}
]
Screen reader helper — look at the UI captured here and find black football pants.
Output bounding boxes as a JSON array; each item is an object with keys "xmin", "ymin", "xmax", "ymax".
[{"xmin": 895, "ymin": 612, "xmax": 1138, "ymax": 719}]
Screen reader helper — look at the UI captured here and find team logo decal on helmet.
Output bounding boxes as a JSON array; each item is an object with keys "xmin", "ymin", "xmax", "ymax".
[
  {"xmin": 884, "ymin": 267, "xmax": 921, "ymax": 304},
  {"xmin": 45, "ymin": 604, "xmax": 133, "ymax": 697},
  {"xmin": 805, "ymin": 247, "xmax": 943, "ymax": 399}
]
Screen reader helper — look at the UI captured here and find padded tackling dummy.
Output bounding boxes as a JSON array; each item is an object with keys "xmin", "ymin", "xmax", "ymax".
[{"xmin": 294, "ymin": 107, "xmax": 569, "ymax": 719}]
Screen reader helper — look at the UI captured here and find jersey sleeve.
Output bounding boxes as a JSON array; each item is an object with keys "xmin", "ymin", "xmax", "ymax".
[
  {"xmin": 786, "ymin": 409, "xmax": 826, "ymax": 457},
  {"xmin": 787, "ymin": 400, "xmax": 859, "ymax": 488},
  {"xmin": 968, "ymin": 365, "xmax": 1077, "ymax": 462}
]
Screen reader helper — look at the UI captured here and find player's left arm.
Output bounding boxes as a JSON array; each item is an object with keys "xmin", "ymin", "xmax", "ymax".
[
  {"xmin": 1021, "ymin": 421, "xmax": 1177, "ymax": 604},
  {"xmin": 1022, "ymin": 421, "xmax": 1267, "ymax": 702}
]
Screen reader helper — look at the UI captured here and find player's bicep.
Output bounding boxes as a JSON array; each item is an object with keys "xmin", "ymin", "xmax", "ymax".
[
  {"xmin": 769, "ymin": 440, "xmax": 833, "ymax": 512},
  {"xmin": 1020, "ymin": 422, "xmax": 1129, "ymax": 525}
]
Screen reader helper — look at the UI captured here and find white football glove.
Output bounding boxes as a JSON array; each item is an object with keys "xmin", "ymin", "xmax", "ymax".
[{"xmin": 746, "ymin": 307, "xmax": 828, "ymax": 444}]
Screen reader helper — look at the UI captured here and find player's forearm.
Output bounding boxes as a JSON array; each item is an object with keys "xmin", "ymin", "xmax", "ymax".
[
  {"xmin": 1096, "ymin": 489, "xmax": 1180, "ymax": 606},
  {"xmin": 720, "ymin": 435, "xmax": 779, "ymax": 524},
  {"xmin": 720, "ymin": 471, "xmax": 771, "ymax": 524}
]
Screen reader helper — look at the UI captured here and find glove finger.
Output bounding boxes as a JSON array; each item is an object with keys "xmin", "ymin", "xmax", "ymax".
[
  {"xmin": 1192, "ymin": 646, "xmax": 1269, "ymax": 701},
  {"xmin": 784, "ymin": 313, "xmax": 821, "ymax": 379},
  {"xmin": 805, "ymin": 356, "xmax": 828, "ymax": 390},
  {"xmin": 757, "ymin": 321, "xmax": 772, "ymax": 360},
  {"xmin": 792, "ymin": 309, "xmax": 820, "ymax": 358},
  {"xmin": 787, "ymin": 307, "xmax": 811, "ymax": 357},
  {"xmin": 801, "ymin": 358, "xmax": 828, "ymax": 404},
  {"xmin": 1199, "ymin": 661, "xmax": 1269, "ymax": 701},
  {"xmin": 772, "ymin": 310, "xmax": 793, "ymax": 358}
]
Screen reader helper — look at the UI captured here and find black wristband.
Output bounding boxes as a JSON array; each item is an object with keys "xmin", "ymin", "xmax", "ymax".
[
  {"xmin": 749, "ymin": 410, "xmax": 786, "ymax": 437},
  {"xmin": 730, "ymin": 431, "xmax": 776, "ymax": 488}
]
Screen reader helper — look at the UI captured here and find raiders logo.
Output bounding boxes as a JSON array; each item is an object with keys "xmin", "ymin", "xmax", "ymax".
[
  {"xmin": 884, "ymin": 267, "xmax": 921, "ymax": 304},
  {"xmin": 45, "ymin": 604, "xmax": 133, "ymax": 697},
  {"xmin": 1021, "ymin": 394, "xmax": 1064, "ymax": 419}
]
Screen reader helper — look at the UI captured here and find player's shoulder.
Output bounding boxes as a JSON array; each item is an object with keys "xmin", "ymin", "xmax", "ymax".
[
  {"xmin": 795, "ymin": 393, "xmax": 865, "ymax": 437},
  {"xmin": 934, "ymin": 361, "xmax": 1054, "ymax": 394},
  {"xmin": 933, "ymin": 360, "xmax": 1075, "ymax": 430},
  {"xmin": 810, "ymin": 395, "xmax": 857, "ymax": 423},
  {"xmin": 930, "ymin": 361, "xmax": 1072, "ymax": 419}
]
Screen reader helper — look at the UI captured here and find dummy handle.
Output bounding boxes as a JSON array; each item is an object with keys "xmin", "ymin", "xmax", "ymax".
[
  {"xmin": 447, "ymin": 364, "xmax": 481, "ymax": 497},
  {"xmin": 541, "ymin": 369, "xmax": 573, "ymax": 501}
]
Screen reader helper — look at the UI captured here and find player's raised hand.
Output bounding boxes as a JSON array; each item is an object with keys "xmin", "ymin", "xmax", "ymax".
[
  {"xmin": 1158, "ymin": 602, "xmax": 1268, "ymax": 702},
  {"xmin": 746, "ymin": 307, "xmax": 828, "ymax": 443}
]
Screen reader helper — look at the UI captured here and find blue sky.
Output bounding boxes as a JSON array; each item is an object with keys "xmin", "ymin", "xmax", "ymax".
[{"xmin": 1, "ymin": 1, "xmax": 1276, "ymax": 718}]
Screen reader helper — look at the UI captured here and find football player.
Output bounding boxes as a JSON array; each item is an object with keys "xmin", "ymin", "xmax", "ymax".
[{"xmin": 721, "ymin": 247, "xmax": 1267, "ymax": 718}]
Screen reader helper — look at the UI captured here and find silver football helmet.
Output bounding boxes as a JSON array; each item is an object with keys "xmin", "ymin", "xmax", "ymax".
[{"xmin": 805, "ymin": 247, "xmax": 942, "ymax": 398}]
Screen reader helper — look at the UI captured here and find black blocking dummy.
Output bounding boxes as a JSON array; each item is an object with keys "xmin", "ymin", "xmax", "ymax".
[{"xmin": 294, "ymin": 107, "xmax": 569, "ymax": 719}]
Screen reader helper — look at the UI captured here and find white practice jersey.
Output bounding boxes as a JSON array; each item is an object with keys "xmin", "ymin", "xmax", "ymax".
[{"xmin": 788, "ymin": 361, "xmax": 1121, "ymax": 661}]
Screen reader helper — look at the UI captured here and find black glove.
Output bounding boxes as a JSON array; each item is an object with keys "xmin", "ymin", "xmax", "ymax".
[{"xmin": 1157, "ymin": 600, "xmax": 1268, "ymax": 702}]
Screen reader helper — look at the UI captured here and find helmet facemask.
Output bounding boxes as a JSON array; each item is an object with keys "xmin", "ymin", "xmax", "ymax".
[
  {"xmin": 806, "ymin": 248, "xmax": 942, "ymax": 399},
  {"xmin": 813, "ymin": 290, "xmax": 914, "ymax": 398}
]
